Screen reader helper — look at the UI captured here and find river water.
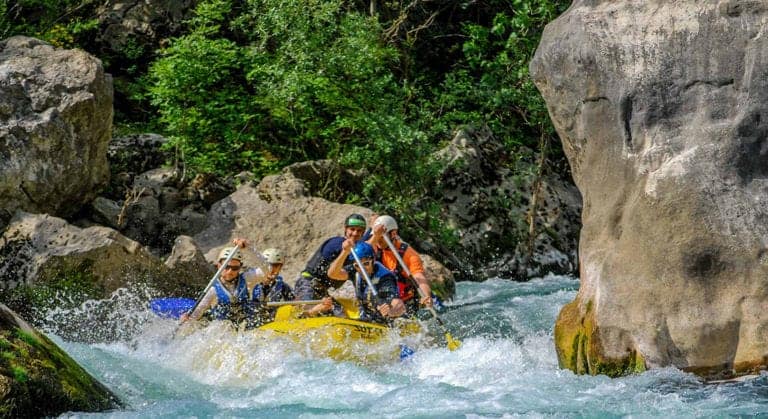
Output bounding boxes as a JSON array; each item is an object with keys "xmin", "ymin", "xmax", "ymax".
[{"xmin": 48, "ymin": 275, "xmax": 768, "ymax": 418}]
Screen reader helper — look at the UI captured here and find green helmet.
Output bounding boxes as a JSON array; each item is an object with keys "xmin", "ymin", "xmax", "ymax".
[
  {"xmin": 374, "ymin": 215, "xmax": 398, "ymax": 233},
  {"xmin": 262, "ymin": 248, "xmax": 285, "ymax": 265},
  {"xmin": 218, "ymin": 246, "xmax": 243, "ymax": 262},
  {"xmin": 344, "ymin": 213, "xmax": 367, "ymax": 229}
]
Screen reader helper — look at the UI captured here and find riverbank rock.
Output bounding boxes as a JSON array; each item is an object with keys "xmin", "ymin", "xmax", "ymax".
[
  {"xmin": 531, "ymin": 1, "xmax": 768, "ymax": 379},
  {"xmin": 0, "ymin": 211, "xmax": 209, "ymax": 324},
  {"xmin": 0, "ymin": 36, "xmax": 112, "ymax": 220},
  {"xmin": 0, "ymin": 303, "xmax": 122, "ymax": 416}
]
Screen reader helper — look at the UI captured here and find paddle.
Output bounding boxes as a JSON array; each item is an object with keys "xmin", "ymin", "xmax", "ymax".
[
  {"xmin": 151, "ymin": 297, "xmax": 196, "ymax": 319},
  {"xmin": 266, "ymin": 300, "xmax": 323, "ymax": 307},
  {"xmin": 381, "ymin": 233, "xmax": 461, "ymax": 350}
]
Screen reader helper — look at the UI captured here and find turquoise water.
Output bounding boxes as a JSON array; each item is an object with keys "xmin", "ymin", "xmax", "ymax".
[{"xmin": 51, "ymin": 275, "xmax": 768, "ymax": 418}]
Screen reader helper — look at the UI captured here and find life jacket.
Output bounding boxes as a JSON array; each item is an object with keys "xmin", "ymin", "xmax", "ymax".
[
  {"xmin": 303, "ymin": 237, "xmax": 342, "ymax": 278},
  {"xmin": 209, "ymin": 275, "xmax": 257, "ymax": 323},
  {"xmin": 354, "ymin": 262, "xmax": 397, "ymax": 323},
  {"xmin": 376, "ymin": 241, "xmax": 415, "ymax": 302},
  {"xmin": 300, "ymin": 237, "xmax": 347, "ymax": 297},
  {"xmin": 252, "ymin": 275, "xmax": 292, "ymax": 303}
]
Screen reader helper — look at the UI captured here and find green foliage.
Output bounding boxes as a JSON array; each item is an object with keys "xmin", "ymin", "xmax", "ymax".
[
  {"xmin": 148, "ymin": 0, "xmax": 415, "ymax": 180},
  {"xmin": 426, "ymin": 0, "xmax": 566, "ymax": 150},
  {"xmin": 3, "ymin": 0, "xmax": 571, "ymax": 269},
  {"xmin": 1, "ymin": 0, "xmax": 100, "ymax": 48}
]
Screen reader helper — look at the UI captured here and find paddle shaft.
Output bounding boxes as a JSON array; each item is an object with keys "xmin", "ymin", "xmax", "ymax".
[
  {"xmin": 266, "ymin": 300, "xmax": 323, "ymax": 307},
  {"xmin": 349, "ymin": 247, "xmax": 378, "ymax": 298}
]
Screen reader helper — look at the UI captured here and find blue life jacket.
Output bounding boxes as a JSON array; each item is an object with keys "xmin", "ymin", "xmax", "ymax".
[
  {"xmin": 208, "ymin": 274, "xmax": 257, "ymax": 322},
  {"xmin": 252, "ymin": 275, "xmax": 293, "ymax": 303},
  {"xmin": 355, "ymin": 262, "xmax": 399, "ymax": 323}
]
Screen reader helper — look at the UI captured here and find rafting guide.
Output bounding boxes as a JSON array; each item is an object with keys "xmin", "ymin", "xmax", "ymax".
[
  {"xmin": 294, "ymin": 213, "xmax": 368, "ymax": 317},
  {"xmin": 367, "ymin": 215, "xmax": 433, "ymax": 316}
]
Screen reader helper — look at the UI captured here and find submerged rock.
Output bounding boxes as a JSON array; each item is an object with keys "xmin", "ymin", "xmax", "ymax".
[
  {"xmin": 0, "ymin": 303, "xmax": 122, "ymax": 416},
  {"xmin": 531, "ymin": 1, "xmax": 768, "ymax": 379}
]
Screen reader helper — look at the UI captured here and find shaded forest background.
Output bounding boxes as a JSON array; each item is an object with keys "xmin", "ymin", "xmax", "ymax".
[{"xmin": 0, "ymin": 0, "xmax": 571, "ymax": 265}]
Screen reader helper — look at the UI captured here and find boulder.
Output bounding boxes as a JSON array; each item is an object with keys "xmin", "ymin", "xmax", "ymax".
[
  {"xmin": 96, "ymin": 0, "xmax": 198, "ymax": 55},
  {"xmin": 0, "ymin": 212, "xmax": 209, "ymax": 315},
  {"xmin": 0, "ymin": 303, "xmax": 122, "ymax": 416},
  {"xmin": 0, "ymin": 36, "xmax": 112, "ymax": 219},
  {"xmin": 531, "ymin": 1, "xmax": 768, "ymax": 378}
]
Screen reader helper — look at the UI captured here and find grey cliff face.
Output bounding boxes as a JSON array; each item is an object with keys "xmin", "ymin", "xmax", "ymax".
[
  {"xmin": 531, "ymin": 1, "xmax": 768, "ymax": 376},
  {"xmin": 0, "ymin": 36, "xmax": 112, "ymax": 219}
]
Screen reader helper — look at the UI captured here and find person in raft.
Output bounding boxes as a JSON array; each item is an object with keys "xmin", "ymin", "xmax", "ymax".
[
  {"xmin": 366, "ymin": 215, "xmax": 433, "ymax": 317},
  {"xmin": 327, "ymin": 240, "xmax": 405, "ymax": 324},
  {"xmin": 181, "ymin": 239, "xmax": 292, "ymax": 329},
  {"xmin": 293, "ymin": 213, "xmax": 368, "ymax": 317}
]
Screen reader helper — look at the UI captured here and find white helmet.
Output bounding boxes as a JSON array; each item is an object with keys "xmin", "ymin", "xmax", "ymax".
[
  {"xmin": 262, "ymin": 248, "xmax": 285, "ymax": 265},
  {"xmin": 374, "ymin": 215, "xmax": 398, "ymax": 233},
  {"xmin": 218, "ymin": 246, "xmax": 243, "ymax": 262}
]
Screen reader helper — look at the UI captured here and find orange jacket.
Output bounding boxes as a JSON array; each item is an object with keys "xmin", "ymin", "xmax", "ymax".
[{"xmin": 376, "ymin": 241, "xmax": 425, "ymax": 277}]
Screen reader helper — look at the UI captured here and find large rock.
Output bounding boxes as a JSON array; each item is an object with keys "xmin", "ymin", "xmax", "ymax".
[
  {"xmin": 0, "ymin": 212, "xmax": 209, "ymax": 311},
  {"xmin": 0, "ymin": 303, "xmax": 122, "ymax": 416},
  {"xmin": 530, "ymin": 1, "xmax": 768, "ymax": 378},
  {"xmin": 96, "ymin": 0, "xmax": 198, "ymax": 54},
  {"xmin": 0, "ymin": 36, "xmax": 112, "ymax": 219}
]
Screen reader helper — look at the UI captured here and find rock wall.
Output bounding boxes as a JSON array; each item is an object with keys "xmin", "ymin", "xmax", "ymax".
[{"xmin": 531, "ymin": 1, "xmax": 768, "ymax": 378}]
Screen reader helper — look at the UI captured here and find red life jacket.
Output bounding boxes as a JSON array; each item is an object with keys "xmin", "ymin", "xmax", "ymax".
[{"xmin": 377, "ymin": 242, "xmax": 415, "ymax": 301}]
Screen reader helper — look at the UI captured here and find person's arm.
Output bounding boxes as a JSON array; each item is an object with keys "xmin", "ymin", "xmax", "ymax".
[
  {"xmin": 366, "ymin": 222, "xmax": 386, "ymax": 247},
  {"xmin": 327, "ymin": 239, "xmax": 354, "ymax": 281},
  {"xmin": 375, "ymin": 273, "xmax": 405, "ymax": 318},
  {"xmin": 404, "ymin": 248, "xmax": 432, "ymax": 307},
  {"xmin": 304, "ymin": 297, "xmax": 334, "ymax": 317},
  {"xmin": 244, "ymin": 267, "xmax": 266, "ymax": 291}
]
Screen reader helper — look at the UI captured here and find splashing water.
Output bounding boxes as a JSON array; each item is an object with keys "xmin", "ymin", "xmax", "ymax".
[{"xmin": 50, "ymin": 275, "xmax": 768, "ymax": 417}]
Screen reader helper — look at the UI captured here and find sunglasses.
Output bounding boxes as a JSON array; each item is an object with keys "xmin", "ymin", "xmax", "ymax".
[{"xmin": 223, "ymin": 264, "xmax": 241, "ymax": 271}]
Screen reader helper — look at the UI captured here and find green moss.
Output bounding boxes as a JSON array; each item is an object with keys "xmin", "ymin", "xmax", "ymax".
[
  {"xmin": 11, "ymin": 366, "xmax": 28, "ymax": 383},
  {"xmin": 14, "ymin": 330, "xmax": 38, "ymax": 348},
  {"xmin": 0, "ymin": 339, "xmax": 11, "ymax": 350},
  {"xmin": 0, "ymin": 258, "xmax": 103, "ymax": 320},
  {"xmin": 2, "ymin": 351, "xmax": 15, "ymax": 361},
  {"xmin": 554, "ymin": 298, "xmax": 646, "ymax": 378}
]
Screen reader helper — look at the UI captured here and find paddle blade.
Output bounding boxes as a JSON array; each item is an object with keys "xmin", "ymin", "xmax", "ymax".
[
  {"xmin": 150, "ymin": 297, "xmax": 196, "ymax": 319},
  {"xmin": 445, "ymin": 332, "xmax": 461, "ymax": 351}
]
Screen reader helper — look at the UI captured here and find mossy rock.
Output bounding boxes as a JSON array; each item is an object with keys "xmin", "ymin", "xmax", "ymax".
[
  {"xmin": 554, "ymin": 299, "xmax": 646, "ymax": 377},
  {"xmin": 0, "ymin": 304, "xmax": 122, "ymax": 417}
]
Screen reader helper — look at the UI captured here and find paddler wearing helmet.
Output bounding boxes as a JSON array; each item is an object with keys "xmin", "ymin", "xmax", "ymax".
[
  {"xmin": 293, "ymin": 213, "xmax": 369, "ymax": 317},
  {"xmin": 327, "ymin": 240, "xmax": 405, "ymax": 324},
  {"xmin": 366, "ymin": 215, "xmax": 433, "ymax": 316}
]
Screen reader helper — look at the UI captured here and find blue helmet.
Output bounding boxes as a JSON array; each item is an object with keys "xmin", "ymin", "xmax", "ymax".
[{"xmin": 349, "ymin": 241, "xmax": 375, "ymax": 261}]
